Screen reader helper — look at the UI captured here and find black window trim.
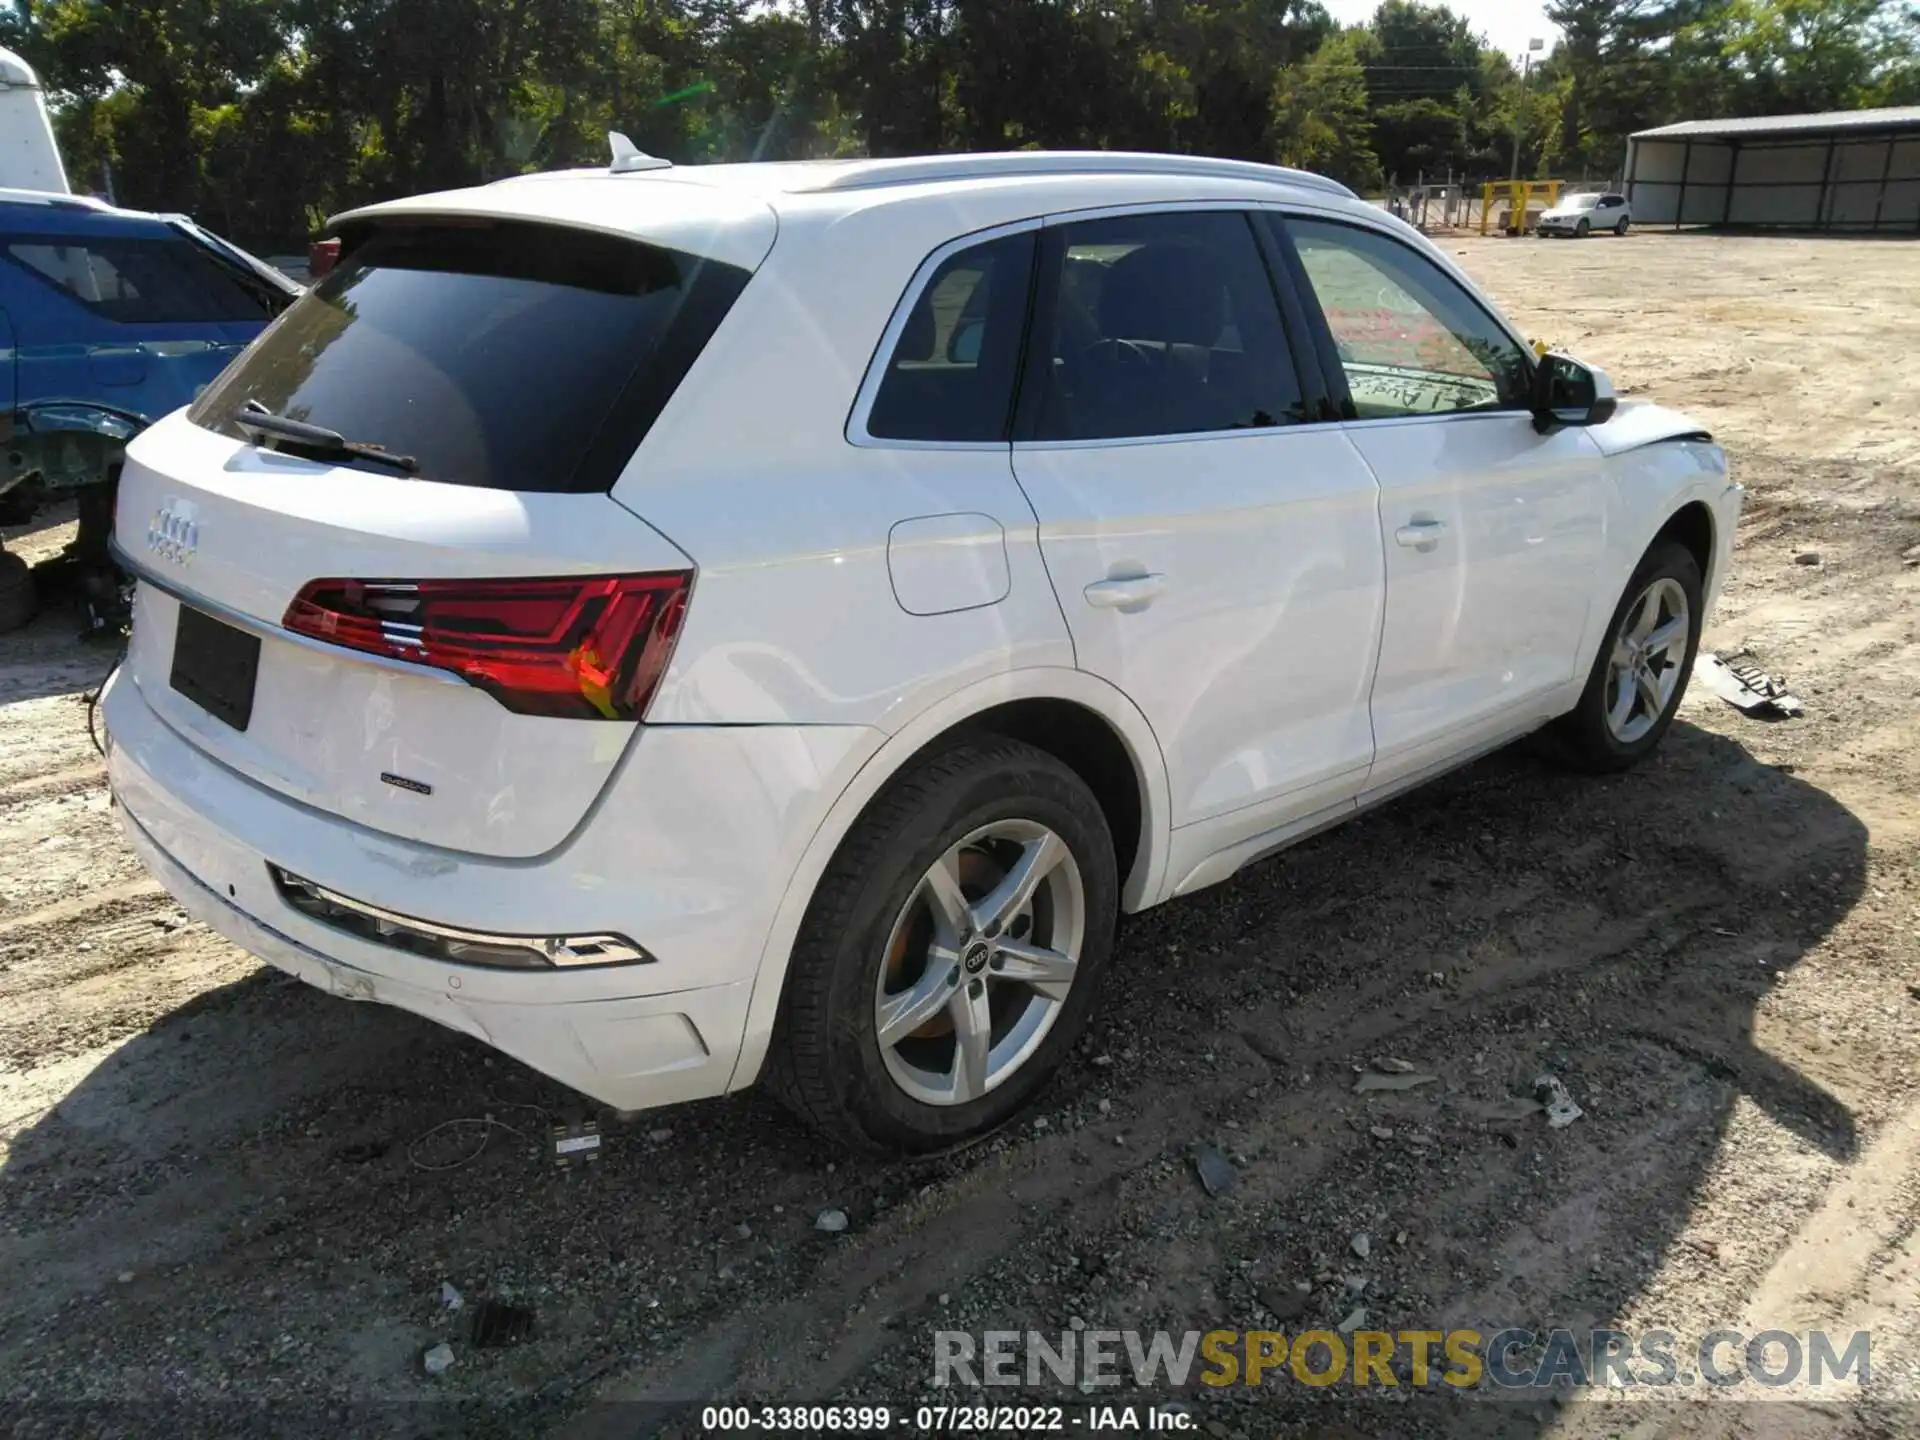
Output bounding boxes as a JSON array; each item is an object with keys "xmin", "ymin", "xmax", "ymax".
[
  {"xmin": 1261, "ymin": 208, "xmax": 1542, "ymax": 427},
  {"xmin": 1011, "ymin": 200, "xmax": 1326, "ymax": 449},
  {"xmin": 845, "ymin": 217, "xmax": 1043, "ymax": 451}
]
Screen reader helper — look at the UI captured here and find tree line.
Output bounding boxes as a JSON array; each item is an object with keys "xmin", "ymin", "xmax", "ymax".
[{"xmin": 3, "ymin": 0, "xmax": 1915, "ymax": 253}]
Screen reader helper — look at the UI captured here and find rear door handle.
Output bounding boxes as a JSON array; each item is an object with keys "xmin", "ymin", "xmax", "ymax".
[
  {"xmin": 1084, "ymin": 573, "xmax": 1167, "ymax": 609},
  {"xmin": 1394, "ymin": 520, "xmax": 1448, "ymax": 551}
]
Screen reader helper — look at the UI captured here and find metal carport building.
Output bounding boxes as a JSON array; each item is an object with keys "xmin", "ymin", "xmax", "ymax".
[{"xmin": 1624, "ymin": 106, "xmax": 1920, "ymax": 231}]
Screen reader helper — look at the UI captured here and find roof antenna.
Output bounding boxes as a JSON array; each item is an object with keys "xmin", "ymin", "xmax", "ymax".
[{"xmin": 608, "ymin": 132, "xmax": 671, "ymax": 174}]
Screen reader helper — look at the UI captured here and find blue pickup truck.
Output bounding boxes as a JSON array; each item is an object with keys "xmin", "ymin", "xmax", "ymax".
[{"xmin": 0, "ymin": 189, "xmax": 299, "ymax": 630}]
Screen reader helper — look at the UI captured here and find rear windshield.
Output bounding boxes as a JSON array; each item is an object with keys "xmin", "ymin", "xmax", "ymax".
[
  {"xmin": 3, "ymin": 233, "xmax": 277, "ymax": 324},
  {"xmin": 188, "ymin": 220, "xmax": 751, "ymax": 492}
]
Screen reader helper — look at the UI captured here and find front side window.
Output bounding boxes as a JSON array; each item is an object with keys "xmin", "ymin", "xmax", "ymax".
[
  {"xmin": 1287, "ymin": 218, "xmax": 1532, "ymax": 420},
  {"xmin": 3, "ymin": 234, "xmax": 274, "ymax": 324},
  {"xmin": 190, "ymin": 221, "xmax": 750, "ymax": 492},
  {"xmin": 1031, "ymin": 210, "xmax": 1306, "ymax": 442},
  {"xmin": 866, "ymin": 231, "xmax": 1035, "ymax": 443}
]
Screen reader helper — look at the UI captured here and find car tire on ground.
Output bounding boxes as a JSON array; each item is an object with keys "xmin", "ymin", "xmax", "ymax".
[
  {"xmin": 767, "ymin": 736, "xmax": 1119, "ymax": 1154},
  {"xmin": 1616, "ymin": 217, "xmax": 1631, "ymax": 236},
  {"xmin": 0, "ymin": 549, "xmax": 37, "ymax": 633},
  {"xmin": 1577, "ymin": 217, "xmax": 1591, "ymax": 237},
  {"xmin": 1550, "ymin": 539, "xmax": 1704, "ymax": 773}
]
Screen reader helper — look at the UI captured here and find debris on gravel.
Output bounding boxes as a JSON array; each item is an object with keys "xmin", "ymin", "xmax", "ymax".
[
  {"xmin": 420, "ymin": 1342, "xmax": 455, "ymax": 1377},
  {"xmin": 1193, "ymin": 1146, "xmax": 1238, "ymax": 1196},
  {"xmin": 1534, "ymin": 1073, "xmax": 1585, "ymax": 1129},
  {"xmin": 1354, "ymin": 1069, "xmax": 1439, "ymax": 1093},
  {"xmin": 814, "ymin": 1207, "xmax": 849, "ymax": 1233}
]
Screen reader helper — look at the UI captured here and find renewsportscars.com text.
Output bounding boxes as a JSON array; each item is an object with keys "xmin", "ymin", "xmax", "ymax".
[{"xmin": 933, "ymin": 1327, "xmax": 1871, "ymax": 1390}]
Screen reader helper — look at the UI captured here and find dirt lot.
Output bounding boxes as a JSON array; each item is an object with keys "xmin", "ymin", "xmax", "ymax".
[{"xmin": 4, "ymin": 232, "xmax": 1920, "ymax": 1437}]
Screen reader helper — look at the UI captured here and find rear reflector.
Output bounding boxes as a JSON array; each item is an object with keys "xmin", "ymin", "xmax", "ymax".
[
  {"xmin": 271, "ymin": 867, "xmax": 652, "ymax": 969},
  {"xmin": 283, "ymin": 572, "xmax": 690, "ymax": 721}
]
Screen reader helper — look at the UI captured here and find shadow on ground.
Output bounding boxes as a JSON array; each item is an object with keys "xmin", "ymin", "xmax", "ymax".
[{"xmin": 0, "ymin": 719, "xmax": 1869, "ymax": 1437}]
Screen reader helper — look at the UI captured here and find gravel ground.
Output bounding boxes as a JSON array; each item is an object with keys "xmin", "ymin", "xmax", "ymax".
[{"xmin": 3, "ymin": 232, "xmax": 1919, "ymax": 1438}]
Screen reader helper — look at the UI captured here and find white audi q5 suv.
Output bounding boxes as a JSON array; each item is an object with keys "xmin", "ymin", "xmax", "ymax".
[{"xmin": 103, "ymin": 146, "xmax": 1740, "ymax": 1151}]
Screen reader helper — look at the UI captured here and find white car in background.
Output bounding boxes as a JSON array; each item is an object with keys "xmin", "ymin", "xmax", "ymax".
[
  {"xmin": 1539, "ymin": 191, "xmax": 1633, "ymax": 237},
  {"xmin": 102, "ymin": 145, "xmax": 1738, "ymax": 1152}
]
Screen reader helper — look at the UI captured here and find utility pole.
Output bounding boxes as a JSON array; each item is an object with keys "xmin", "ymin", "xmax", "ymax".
[{"xmin": 1510, "ymin": 37, "xmax": 1544, "ymax": 180}]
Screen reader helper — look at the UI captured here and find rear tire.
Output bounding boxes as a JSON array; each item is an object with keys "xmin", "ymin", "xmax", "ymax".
[
  {"xmin": 1551, "ymin": 540, "xmax": 1703, "ymax": 773},
  {"xmin": 767, "ymin": 736, "xmax": 1118, "ymax": 1154},
  {"xmin": 1615, "ymin": 216, "xmax": 1631, "ymax": 236},
  {"xmin": 0, "ymin": 550, "xmax": 36, "ymax": 633}
]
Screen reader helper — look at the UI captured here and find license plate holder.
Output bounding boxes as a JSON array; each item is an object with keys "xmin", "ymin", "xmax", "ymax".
[{"xmin": 170, "ymin": 605, "xmax": 261, "ymax": 732}]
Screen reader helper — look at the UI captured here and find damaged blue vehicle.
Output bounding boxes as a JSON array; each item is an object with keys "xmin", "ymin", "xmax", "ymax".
[{"xmin": 0, "ymin": 189, "xmax": 299, "ymax": 632}]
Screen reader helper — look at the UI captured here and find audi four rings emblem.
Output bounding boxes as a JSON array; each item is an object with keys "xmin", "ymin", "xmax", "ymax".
[{"xmin": 147, "ymin": 501, "xmax": 199, "ymax": 566}]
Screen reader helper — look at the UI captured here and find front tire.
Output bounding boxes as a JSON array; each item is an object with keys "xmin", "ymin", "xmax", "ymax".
[
  {"xmin": 767, "ymin": 737, "xmax": 1118, "ymax": 1153},
  {"xmin": 1577, "ymin": 217, "xmax": 1591, "ymax": 238},
  {"xmin": 1552, "ymin": 540, "xmax": 1703, "ymax": 773}
]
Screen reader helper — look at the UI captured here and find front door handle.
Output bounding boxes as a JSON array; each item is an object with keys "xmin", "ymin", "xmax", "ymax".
[
  {"xmin": 1084, "ymin": 573, "xmax": 1167, "ymax": 610},
  {"xmin": 1394, "ymin": 519, "xmax": 1449, "ymax": 551}
]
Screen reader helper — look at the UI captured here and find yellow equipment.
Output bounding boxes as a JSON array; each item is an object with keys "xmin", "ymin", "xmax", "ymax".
[{"xmin": 1480, "ymin": 179, "xmax": 1564, "ymax": 236}]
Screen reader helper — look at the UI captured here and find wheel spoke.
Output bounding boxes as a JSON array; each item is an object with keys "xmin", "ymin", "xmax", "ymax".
[
  {"xmin": 993, "ymin": 938, "xmax": 1078, "ymax": 1000},
  {"xmin": 948, "ymin": 980, "xmax": 994, "ymax": 1101},
  {"xmin": 876, "ymin": 966, "xmax": 953, "ymax": 1049},
  {"xmin": 1627, "ymin": 592, "xmax": 1660, "ymax": 642},
  {"xmin": 1608, "ymin": 668, "xmax": 1638, "ymax": 732},
  {"xmin": 1643, "ymin": 616, "xmax": 1686, "ymax": 662},
  {"xmin": 1635, "ymin": 665, "xmax": 1665, "ymax": 718},
  {"xmin": 921, "ymin": 850, "xmax": 971, "ymax": 942},
  {"xmin": 972, "ymin": 830, "xmax": 1067, "ymax": 937}
]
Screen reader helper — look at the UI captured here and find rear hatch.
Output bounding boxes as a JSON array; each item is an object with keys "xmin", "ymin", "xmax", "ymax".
[{"xmin": 114, "ymin": 199, "xmax": 768, "ymax": 858}]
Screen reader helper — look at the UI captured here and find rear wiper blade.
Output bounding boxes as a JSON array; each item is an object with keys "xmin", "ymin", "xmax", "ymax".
[{"xmin": 237, "ymin": 401, "xmax": 418, "ymax": 473}]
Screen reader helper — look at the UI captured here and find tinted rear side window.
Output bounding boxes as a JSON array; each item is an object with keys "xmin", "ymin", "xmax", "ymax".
[
  {"xmin": 866, "ymin": 231, "xmax": 1034, "ymax": 443},
  {"xmin": 3, "ymin": 234, "xmax": 274, "ymax": 323},
  {"xmin": 189, "ymin": 221, "xmax": 751, "ymax": 492},
  {"xmin": 1030, "ymin": 211, "xmax": 1307, "ymax": 442}
]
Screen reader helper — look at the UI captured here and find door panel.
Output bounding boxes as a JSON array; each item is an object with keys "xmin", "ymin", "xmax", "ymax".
[
  {"xmin": 1344, "ymin": 414, "xmax": 1606, "ymax": 779},
  {"xmin": 1014, "ymin": 431, "xmax": 1384, "ymax": 827},
  {"xmin": 1279, "ymin": 215, "xmax": 1607, "ymax": 784},
  {"xmin": 1009, "ymin": 209, "xmax": 1384, "ymax": 837}
]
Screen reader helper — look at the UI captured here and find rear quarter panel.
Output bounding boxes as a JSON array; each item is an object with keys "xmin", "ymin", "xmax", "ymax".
[{"xmin": 618, "ymin": 195, "xmax": 1079, "ymax": 733}]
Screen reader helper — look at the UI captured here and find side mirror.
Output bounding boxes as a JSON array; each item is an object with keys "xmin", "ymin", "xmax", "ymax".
[{"xmin": 1532, "ymin": 351, "xmax": 1617, "ymax": 433}]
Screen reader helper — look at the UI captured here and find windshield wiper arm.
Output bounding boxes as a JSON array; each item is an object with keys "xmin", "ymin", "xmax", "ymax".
[{"xmin": 237, "ymin": 401, "xmax": 419, "ymax": 473}]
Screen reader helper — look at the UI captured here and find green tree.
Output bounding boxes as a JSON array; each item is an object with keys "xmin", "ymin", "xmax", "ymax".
[{"xmin": 1270, "ymin": 28, "xmax": 1383, "ymax": 190}]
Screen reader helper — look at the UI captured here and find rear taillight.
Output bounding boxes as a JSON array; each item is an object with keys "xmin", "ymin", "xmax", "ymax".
[{"xmin": 283, "ymin": 573, "xmax": 691, "ymax": 721}]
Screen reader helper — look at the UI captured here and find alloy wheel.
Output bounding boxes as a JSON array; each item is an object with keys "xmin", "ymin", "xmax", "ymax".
[
  {"xmin": 1605, "ymin": 576, "xmax": 1690, "ymax": 744},
  {"xmin": 873, "ymin": 819, "xmax": 1086, "ymax": 1106}
]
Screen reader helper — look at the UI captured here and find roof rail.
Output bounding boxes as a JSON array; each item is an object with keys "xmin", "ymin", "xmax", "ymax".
[{"xmin": 794, "ymin": 151, "xmax": 1356, "ymax": 200}]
